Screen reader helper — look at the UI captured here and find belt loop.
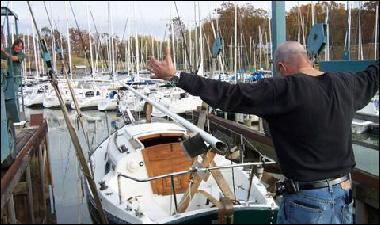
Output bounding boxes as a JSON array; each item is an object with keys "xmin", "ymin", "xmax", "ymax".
[
  {"xmin": 348, "ymin": 173, "xmax": 352, "ymax": 184},
  {"xmin": 294, "ymin": 181, "xmax": 299, "ymax": 192},
  {"xmin": 327, "ymin": 180, "xmax": 333, "ymax": 193}
]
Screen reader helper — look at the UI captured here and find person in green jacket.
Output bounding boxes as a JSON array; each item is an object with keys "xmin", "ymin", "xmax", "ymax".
[{"xmin": 1, "ymin": 38, "xmax": 25, "ymax": 85}]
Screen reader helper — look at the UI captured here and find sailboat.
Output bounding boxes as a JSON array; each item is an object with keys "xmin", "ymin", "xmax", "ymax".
[{"xmin": 85, "ymin": 85, "xmax": 278, "ymax": 224}]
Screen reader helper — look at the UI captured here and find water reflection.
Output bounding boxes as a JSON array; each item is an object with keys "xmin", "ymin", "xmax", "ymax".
[{"xmin": 25, "ymin": 108, "xmax": 124, "ymax": 224}]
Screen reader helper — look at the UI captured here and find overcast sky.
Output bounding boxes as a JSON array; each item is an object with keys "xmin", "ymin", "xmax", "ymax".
[{"xmin": 3, "ymin": 1, "xmax": 349, "ymax": 40}]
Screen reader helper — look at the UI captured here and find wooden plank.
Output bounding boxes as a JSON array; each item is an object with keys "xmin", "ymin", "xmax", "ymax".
[
  {"xmin": 13, "ymin": 182, "xmax": 28, "ymax": 195},
  {"xmin": 209, "ymin": 161, "xmax": 235, "ymax": 200},
  {"xmin": 177, "ymin": 152, "xmax": 216, "ymax": 213},
  {"xmin": 7, "ymin": 194, "xmax": 16, "ymax": 224},
  {"xmin": 26, "ymin": 165, "xmax": 35, "ymax": 224},
  {"xmin": 15, "ymin": 129, "xmax": 35, "ymax": 155},
  {"xmin": 38, "ymin": 145, "xmax": 47, "ymax": 221},
  {"xmin": 43, "ymin": 137, "xmax": 53, "ymax": 186}
]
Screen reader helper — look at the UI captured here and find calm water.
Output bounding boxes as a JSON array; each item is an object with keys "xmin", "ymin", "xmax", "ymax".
[
  {"xmin": 25, "ymin": 108, "xmax": 125, "ymax": 224},
  {"xmin": 24, "ymin": 108, "xmax": 379, "ymax": 223}
]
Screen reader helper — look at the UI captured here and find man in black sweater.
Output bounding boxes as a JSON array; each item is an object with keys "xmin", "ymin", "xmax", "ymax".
[{"xmin": 148, "ymin": 41, "xmax": 379, "ymax": 224}]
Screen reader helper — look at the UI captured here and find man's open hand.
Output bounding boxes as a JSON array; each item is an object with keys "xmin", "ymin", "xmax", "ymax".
[{"xmin": 148, "ymin": 47, "xmax": 176, "ymax": 80}]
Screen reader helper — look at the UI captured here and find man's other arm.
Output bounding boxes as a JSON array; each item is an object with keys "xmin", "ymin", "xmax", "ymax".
[{"xmin": 352, "ymin": 62, "xmax": 379, "ymax": 110}]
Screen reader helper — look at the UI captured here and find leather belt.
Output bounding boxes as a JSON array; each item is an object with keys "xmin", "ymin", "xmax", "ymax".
[
  {"xmin": 276, "ymin": 174, "xmax": 351, "ymax": 195},
  {"xmin": 295, "ymin": 174, "xmax": 350, "ymax": 190}
]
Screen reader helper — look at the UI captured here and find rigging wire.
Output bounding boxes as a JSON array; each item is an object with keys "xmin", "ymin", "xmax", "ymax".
[
  {"xmin": 68, "ymin": 1, "xmax": 93, "ymax": 74},
  {"xmin": 173, "ymin": 1, "xmax": 193, "ymax": 73}
]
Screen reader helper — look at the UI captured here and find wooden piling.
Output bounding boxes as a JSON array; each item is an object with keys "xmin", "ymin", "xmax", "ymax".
[{"xmin": 1, "ymin": 118, "xmax": 55, "ymax": 224}]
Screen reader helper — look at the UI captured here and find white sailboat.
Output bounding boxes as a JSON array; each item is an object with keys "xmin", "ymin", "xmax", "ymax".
[
  {"xmin": 86, "ymin": 121, "xmax": 277, "ymax": 224},
  {"xmin": 86, "ymin": 85, "xmax": 278, "ymax": 223},
  {"xmin": 24, "ymin": 83, "xmax": 50, "ymax": 107}
]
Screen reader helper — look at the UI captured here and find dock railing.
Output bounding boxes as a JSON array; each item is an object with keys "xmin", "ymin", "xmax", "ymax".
[{"xmin": 1, "ymin": 118, "xmax": 55, "ymax": 224}]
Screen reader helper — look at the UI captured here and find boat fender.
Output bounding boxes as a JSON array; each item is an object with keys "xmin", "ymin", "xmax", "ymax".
[{"xmin": 127, "ymin": 159, "xmax": 139, "ymax": 172}]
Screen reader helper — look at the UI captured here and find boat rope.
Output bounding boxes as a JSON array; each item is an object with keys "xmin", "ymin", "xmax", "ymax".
[
  {"xmin": 68, "ymin": 1, "xmax": 93, "ymax": 75},
  {"xmin": 27, "ymin": 2, "xmax": 108, "ymax": 223},
  {"xmin": 173, "ymin": 1, "xmax": 193, "ymax": 73},
  {"xmin": 42, "ymin": 0, "xmax": 95, "ymax": 173}
]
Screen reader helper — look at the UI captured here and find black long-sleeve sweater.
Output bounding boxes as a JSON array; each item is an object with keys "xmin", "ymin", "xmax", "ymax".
[{"xmin": 177, "ymin": 63, "xmax": 379, "ymax": 181}]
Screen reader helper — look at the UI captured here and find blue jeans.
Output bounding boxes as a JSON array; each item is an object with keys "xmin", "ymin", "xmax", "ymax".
[{"xmin": 276, "ymin": 182, "xmax": 353, "ymax": 224}]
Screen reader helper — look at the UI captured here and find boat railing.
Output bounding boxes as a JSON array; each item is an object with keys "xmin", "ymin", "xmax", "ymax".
[{"xmin": 116, "ymin": 160, "xmax": 276, "ymax": 209}]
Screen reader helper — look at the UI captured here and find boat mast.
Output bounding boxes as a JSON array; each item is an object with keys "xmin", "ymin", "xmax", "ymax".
[
  {"xmin": 258, "ymin": 25, "xmax": 262, "ymax": 69},
  {"xmin": 64, "ymin": 1, "xmax": 72, "ymax": 78},
  {"xmin": 170, "ymin": 10, "xmax": 177, "ymax": 70},
  {"xmin": 134, "ymin": 1, "xmax": 140, "ymax": 82},
  {"xmin": 357, "ymin": 1, "xmax": 363, "ymax": 60},
  {"xmin": 86, "ymin": 3, "xmax": 94, "ymax": 76},
  {"xmin": 234, "ymin": 3, "xmax": 237, "ymax": 83},
  {"xmin": 198, "ymin": 1, "xmax": 204, "ymax": 76},
  {"xmin": 268, "ymin": 8, "xmax": 272, "ymax": 67},
  {"xmin": 31, "ymin": 18, "xmax": 39, "ymax": 76},
  {"xmin": 325, "ymin": 4, "xmax": 330, "ymax": 61},
  {"xmin": 375, "ymin": 4, "xmax": 379, "ymax": 59}
]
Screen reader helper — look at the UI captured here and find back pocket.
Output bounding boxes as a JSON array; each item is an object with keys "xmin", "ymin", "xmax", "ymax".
[{"xmin": 286, "ymin": 199, "xmax": 323, "ymax": 224}]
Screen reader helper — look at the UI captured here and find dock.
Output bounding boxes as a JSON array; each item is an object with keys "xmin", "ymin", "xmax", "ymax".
[{"xmin": 1, "ymin": 114, "xmax": 55, "ymax": 224}]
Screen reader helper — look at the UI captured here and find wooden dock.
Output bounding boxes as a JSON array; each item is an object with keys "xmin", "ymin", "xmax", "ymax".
[
  {"xmin": 186, "ymin": 110, "xmax": 379, "ymax": 224},
  {"xmin": 1, "ymin": 115, "xmax": 55, "ymax": 224}
]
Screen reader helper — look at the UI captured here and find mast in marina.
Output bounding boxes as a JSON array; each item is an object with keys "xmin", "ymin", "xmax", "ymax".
[
  {"xmin": 325, "ymin": 4, "xmax": 330, "ymax": 61},
  {"xmin": 375, "ymin": 4, "xmax": 379, "ymax": 59},
  {"xmin": 234, "ymin": 3, "xmax": 237, "ymax": 83},
  {"xmin": 86, "ymin": 3, "xmax": 94, "ymax": 76},
  {"xmin": 30, "ymin": 16, "xmax": 39, "ymax": 76},
  {"xmin": 134, "ymin": 1, "xmax": 140, "ymax": 82},
  {"xmin": 198, "ymin": 1, "xmax": 204, "ymax": 76},
  {"xmin": 64, "ymin": 1, "xmax": 72, "ymax": 78}
]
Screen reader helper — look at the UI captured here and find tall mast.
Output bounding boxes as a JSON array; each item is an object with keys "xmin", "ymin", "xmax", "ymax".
[
  {"xmin": 234, "ymin": 3, "xmax": 237, "ymax": 83},
  {"xmin": 134, "ymin": 1, "xmax": 140, "ymax": 81},
  {"xmin": 264, "ymin": 31, "xmax": 269, "ymax": 69},
  {"xmin": 87, "ymin": 3, "xmax": 94, "ymax": 76},
  {"xmin": 171, "ymin": 11, "xmax": 177, "ymax": 70},
  {"xmin": 49, "ymin": 2, "xmax": 57, "ymax": 72},
  {"xmin": 268, "ymin": 12, "xmax": 272, "ymax": 65},
  {"xmin": 31, "ymin": 18, "xmax": 39, "ymax": 76},
  {"xmin": 375, "ymin": 4, "xmax": 379, "ymax": 59},
  {"xmin": 253, "ymin": 39, "xmax": 256, "ymax": 70},
  {"xmin": 348, "ymin": 1, "xmax": 351, "ymax": 59},
  {"xmin": 258, "ymin": 25, "xmax": 262, "ymax": 69},
  {"xmin": 188, "ymin": 23, "xmax": 192, "ymax": 68},
  {"xmin": 110, "ymin": 2, "xmax": 115, "ymax": 76},
  {"xmin": 194, "ymin": 1, "xmax": 198, "ymax": 71},
  {"xmin": 357, "ymin": 2, "xmax": 363, "ymax": 60},
  {"xmin": 198, "ymin": 1, "xmax": 203, "ymax": 76},
  {"xmin": 64, "ymin": 1, "xmax": 72, "ymax": 78},
  {"xmin": 325, "ymin": 4, "xmax": 330, "ymax": 61},
  {"xmin": 311, "ymin": 2, "xmax": 315, "ymax": 26}
]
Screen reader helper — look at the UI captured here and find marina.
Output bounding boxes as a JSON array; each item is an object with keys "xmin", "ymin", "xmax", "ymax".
[{"xmin": 1, "ymin": 1, "xmax": 379, "ymax": 224}]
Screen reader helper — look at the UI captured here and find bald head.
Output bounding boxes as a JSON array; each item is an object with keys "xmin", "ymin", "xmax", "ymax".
[{"xmin": 274, "ymin": 41, "xmax": 313, "ymax": 76}]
